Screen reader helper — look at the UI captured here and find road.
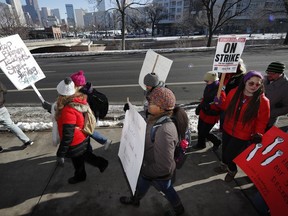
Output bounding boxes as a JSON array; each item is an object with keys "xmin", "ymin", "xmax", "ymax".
[{"xmin": 2, "ymin": 46, "xmax": 288, "ymax": 106}]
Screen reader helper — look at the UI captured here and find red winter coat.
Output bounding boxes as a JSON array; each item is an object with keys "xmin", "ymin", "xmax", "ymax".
[
  {"xmin": 57, "ymin": 97, "xmax": 87, "ymax": 147},
  {"xmin": 222, "ymin": 88, "xmax": 270, "ymax": 141}
]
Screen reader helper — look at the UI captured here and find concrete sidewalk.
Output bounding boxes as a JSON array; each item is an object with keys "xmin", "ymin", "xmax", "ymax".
[{"xmin": 0, "ymin": 127, "xmax": 260, "ymax": 216}]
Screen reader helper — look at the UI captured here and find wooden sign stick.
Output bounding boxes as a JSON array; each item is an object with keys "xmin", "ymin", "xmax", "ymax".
[{"xmin": 216, "ymin": 73, "xmax": 226, "ymax": 99}]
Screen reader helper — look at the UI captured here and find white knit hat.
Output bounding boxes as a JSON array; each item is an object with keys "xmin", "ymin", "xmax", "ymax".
[
  {"xmin": 203, "ymin": 71, "xmax": 219, "ymax": 82},
  {"xmin": 57, "ymin": 77, "xmax": 75, "ymax": 96}
]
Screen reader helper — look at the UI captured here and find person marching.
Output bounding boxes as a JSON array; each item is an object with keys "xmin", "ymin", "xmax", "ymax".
[
  {"xmin": 193, "ymin": 71, "xmax": 222, "ymax": 150},
  {"xmin": 214, "ymin": 71, "xmax": 270, "ymax": 182},
  {"xmin": 120, "ymin": 87, "xmax": 188, "ymax": 216}
]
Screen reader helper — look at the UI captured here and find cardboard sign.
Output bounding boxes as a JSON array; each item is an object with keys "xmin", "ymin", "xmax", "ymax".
[
  {"xmin": 234, "ymin": 127, "xmax": 288, "ymax": 216},
  {"xmin": 212, "ymin": 36, "xmax": 246, "ymax": 73},
  {"xmin": 139, "ymin": 49, "xmax": 173, "ymax": 90},
  {"xmin": 0, "ymin": 34, "xmax": 45, "ymax": 90},
  {"xmin": 118, "ymin": 101, "xmax": 146, "ymax": 195}
]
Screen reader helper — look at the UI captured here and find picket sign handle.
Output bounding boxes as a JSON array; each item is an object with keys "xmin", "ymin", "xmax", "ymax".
[
  {"xmin": 216, "ymin": 73, "xmax": 226, "ymax": 99},
  {"xmin": 31, "ymin": 83, "xmax": 44, "ymax": 103},
  {"xmin": 151, "ymin": 55, "xmax": 159, "ymax": 73}
]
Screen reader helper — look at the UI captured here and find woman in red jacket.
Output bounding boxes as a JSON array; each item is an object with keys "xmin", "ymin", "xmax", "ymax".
[
  {"xmin": 55, "ymin": 77, "xmax": 108, "ymax": 184},
  {"xmin": 215, "ymin": 71, "xmax": 270, "ymax": 182}
]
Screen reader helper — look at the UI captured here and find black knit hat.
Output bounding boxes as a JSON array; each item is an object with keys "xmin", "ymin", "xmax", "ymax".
[{"xmin": 266, "ymin": 61, "xmax": 285, "ymax": 74}]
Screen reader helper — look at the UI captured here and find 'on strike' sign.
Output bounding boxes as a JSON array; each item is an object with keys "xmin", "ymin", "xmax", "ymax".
[
  {"xmin": 212, "ymin": 36, "xmax": 246, "ymax": 73},
  {"xmin": 0, "ymin": 34, "xmax": 45, "ymax": 90}
]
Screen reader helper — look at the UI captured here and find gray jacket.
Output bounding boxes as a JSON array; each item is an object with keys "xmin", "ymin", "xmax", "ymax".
[
  {"xmin": 264, "ymin": 74, "xmax": 288, "ymax": 127},
  {"xmin": 141, "ymin": 117, "xmax": 178, "ymax": 180}
]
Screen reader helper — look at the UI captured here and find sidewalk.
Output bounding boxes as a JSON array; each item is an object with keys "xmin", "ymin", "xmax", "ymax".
[{"xmin": 0, "ymin": 127, "xmax": 260, "ymax": 216}]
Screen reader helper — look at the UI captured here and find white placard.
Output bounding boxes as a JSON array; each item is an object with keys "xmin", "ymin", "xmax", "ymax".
[
  {"xmin": 139, "ymin": 49, "xmax": 173, "ymax": 90},
  {"xmin": 0, "ymin": 34, "xmax": 45, "ymax": 90},
  {"xmin": 118, "ymin": 102, "xmax": 146, "ymax": 195},
  {"xmin": 212, "ymin": 36, "xmax": 246, "ymax": 73}
]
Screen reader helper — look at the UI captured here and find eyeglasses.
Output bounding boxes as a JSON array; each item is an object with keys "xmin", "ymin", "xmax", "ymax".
[{"xmin": 247, "ymin": 81, "xmax": 262, "ymax": 87}]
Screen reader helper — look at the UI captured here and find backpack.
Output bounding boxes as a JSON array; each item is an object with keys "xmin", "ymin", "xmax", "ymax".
[
  {"xmin": 150, "ymin": 116, "xmax": 191, "ymax": 169},
  {"xmin": 87, "ymin": 88, "xmax": 109, "ymax": 119},
  {"xmin": 82, "ymin": 106, "xmax": 97, "ymax": 135}
]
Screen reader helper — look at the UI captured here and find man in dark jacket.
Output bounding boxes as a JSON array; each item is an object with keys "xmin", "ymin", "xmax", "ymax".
[
  {"xmin": 264, "ymin": 61, "xmax": 288, "ymax": 130},
  {"xmin": 0, "ymin": 80, "xmax": 33, "ymax": 152}
]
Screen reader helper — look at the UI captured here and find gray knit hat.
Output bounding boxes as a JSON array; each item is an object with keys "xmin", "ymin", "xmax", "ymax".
[
  {"xmin": 266, "ymin": 61, "xmax": 285, "ymax": 74},
  {"xmin": 144, "ymin": 73, "xmax": 159, "ymax": 87}
]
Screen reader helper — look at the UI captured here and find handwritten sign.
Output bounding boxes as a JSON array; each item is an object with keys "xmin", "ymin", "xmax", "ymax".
[
  {"xmin": 118, "ymin": 102, "xmax": 146, "ymax": 195},
  {"xmin": 212, "ymin": 36, "xmax": 246, "ymax": 73},
  {"xmin": 234, "ymin": 127, "xmax": 288, "ymax": 216},
  {"xmin": 139, "ymin": 49, "xmax": 173, "ymax": 90},
  {"xmin": 0, "ymin": 34, "xmax": 45, "ymax": 90}
]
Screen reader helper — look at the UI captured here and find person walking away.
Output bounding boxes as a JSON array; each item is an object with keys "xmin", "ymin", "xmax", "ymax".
[
  {"xmin": 214, "ymin": 71, "xmax": 270, "ymax": 182},
  {"xmin": 0, "ymin": 80, "xmax": 33, "ymax": 152},
  {"xmin": 263, "ymin": 61, "xmax": 288, "ymax": 130},
  {"xmin": 193, "ymin": 71, "xmax": 222, "ymax": 150},
  {"xmin": 120, "ymin": 87, "xmax": 188, "ymax": 216},
  {"xmin": 55, "ymin": 77, "xmax": 108, "ymax": 184}
]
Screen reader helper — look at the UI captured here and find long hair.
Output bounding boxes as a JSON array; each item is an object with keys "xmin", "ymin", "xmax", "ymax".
[
  {"xmin": 225, "ymin": 78, "xmax": 264, "ymax": 126},
  {"xmin": 172, "ymin": 106, "xmax": 189, "ymax": 139},
  {"xmin": 55, "ymin": 92, "xmax": 86, "ymax": 120}
]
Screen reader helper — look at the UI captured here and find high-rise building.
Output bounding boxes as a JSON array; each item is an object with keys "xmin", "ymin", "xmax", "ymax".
[
  {"xmin": 51, "ymin": 9, "xmax": 61, "ymax": 22},
  {"xmin": 65, "ymin": 4, "xmax": 76, "ymax": 27},
  {"xmin": 23, "ymin": 0, "xmax": 41, "ymax": 26},
  {"xmin": 75, "ymin": 9, "xmax": 86, "ymax": 28},
  {"xmin": 6, "ymin": 0, "xmax": 26, "ymax": 25}
]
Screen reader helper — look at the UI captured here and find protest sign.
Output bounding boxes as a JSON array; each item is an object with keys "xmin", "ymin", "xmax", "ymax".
[
  {"xmin": 212, "ymin": 36, "xmax": 246, "ymax": 73},
  {"xmin": 118, "ymin": 101, "xmax": 146, "ymax": 195},
  {"xmin": 234, "ymin": 127, "xmax": 288, "ymax": 216},
  {"xmin": 0, "ymin": 34, "xmax": 45, "ymax": 92},
  {"xmin": 139, "ymin": 49, "xmax": 173, "ymax": 90}
]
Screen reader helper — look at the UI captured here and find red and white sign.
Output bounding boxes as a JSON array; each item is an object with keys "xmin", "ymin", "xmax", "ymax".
[{"xmin": 234, "ymin": 126, "xmax": 288, "ymax": 216}]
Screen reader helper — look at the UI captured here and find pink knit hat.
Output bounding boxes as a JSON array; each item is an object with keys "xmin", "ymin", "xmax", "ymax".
[
  {"xmin": 149, "ymin": 87, "xmax": 176, "ymax": 110},
  {"xmin": 70, "ymin": 70, "xmax": 86, "ymax": 87}
]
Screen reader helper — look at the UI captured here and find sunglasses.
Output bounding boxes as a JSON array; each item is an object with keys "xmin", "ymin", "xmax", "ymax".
[{"xmin": 247, "ymin": 81, "xmax": 262, "ymax": 87}]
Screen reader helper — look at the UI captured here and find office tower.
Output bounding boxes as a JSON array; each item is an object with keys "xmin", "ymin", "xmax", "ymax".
[
  {"xmin": 23, "ymin": 0, "xmax": 41, "ymax": 26},
  {"xmin": 66, "ymin": 4, "xmax": 76, "ymax": 27},
  {"xmin": 51, "ymin": 9, "xmax": 61, "ymax": 22},
  {"xmin": 75, "ymin": 9, "xmax": 86, "ymax": 28},
  {"xmin": 6, "ymin": 0, "xmax": 26, "ymax": 25}
]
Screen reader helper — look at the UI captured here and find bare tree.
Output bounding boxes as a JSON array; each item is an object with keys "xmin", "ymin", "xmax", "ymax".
[
  {"xmin": 145, "ymin": 3, "xmax": 166, "ymax": 37},
  {"xmin": 198, "ymin": 0, "xmax": 251, "ymax": 47}
]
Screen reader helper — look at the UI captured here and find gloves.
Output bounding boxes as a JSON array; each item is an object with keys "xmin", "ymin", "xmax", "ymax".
[
  {"xmin": 195, "ymin": 104, "xmax": 201, "ymax": 115},
  {"xmin": 42, "ymin": 101, "xmax": 52, "ymax": 113},
  {"xmin": 213, "ymin": 96, "xmax": 222, "ymax": 105},
  {"xmin": 251, "ymin": 133, "xmax": 263, "ymax": 144},
  {"xmin": 123, "ymin": 103, "xmax": 129, "ymax": 112},
  {"xmin": 57, "ymin": 157, "xmax": 65, "ymax": 166}
]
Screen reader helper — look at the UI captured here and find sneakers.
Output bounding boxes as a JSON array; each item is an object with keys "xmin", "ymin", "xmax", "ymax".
[
  {"xmin": 68, "ymin": 176, "xmax": 86, "ymax": 184},
  {"xmin": 224, "ymin": 170, "xmax": 237, "ymax": 182},
  {"xmin": 23, "ymin": 140, "xmax": 34, "ymax": 147},
  {"xmin": 0, "ymin": 146, "xmax": 3, "ymax": 153},
  {"xmin": 104, "ymin": 139, "xmax": 112, "ymax": 150},
  {"xmin": 119, "ymin": 196, "xmax": 140, "ymax": 207}
]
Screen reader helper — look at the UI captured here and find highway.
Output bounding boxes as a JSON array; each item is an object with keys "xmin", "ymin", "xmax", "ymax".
[{"xmin": 1, "ymin": 46, "xmax": 287, "ymax": 105}]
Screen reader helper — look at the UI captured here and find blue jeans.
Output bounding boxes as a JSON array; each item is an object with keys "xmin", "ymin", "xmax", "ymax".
[
  {"xmin": 0, "ymin": 107, "xmax": 30, "ymax": 144},
  {"xmin": 90, "ymin": 130, "xmax": 108, "ymax": 145},
  {"xmin": 136, "ymin": 175, "xmax": 182, "ymax": 207}
]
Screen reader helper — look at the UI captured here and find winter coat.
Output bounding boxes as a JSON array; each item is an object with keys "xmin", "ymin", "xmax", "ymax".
[
  {"xmin": 222, "ymin": 73, "xmax": 245, "ymax": 95},
  {"xmin": 197, "ymin": 81, "xmax": 223, "ymax": 124},
  {"xmin": 0, "ymin": 81, "xmax": 7, "ymax": 108},
  {"xmin": 222, "ymin": 88, "xmax": 270, "ymax": 141},
  {"xmin": 264, "ymin": 74, "xmax": 288, "ymax": 128},
  {"xmin": 141, "ymin": 115, "xmax": 178, "ymax": 180},
  {"xmin": 56, "ymin": 97, "xmax": 89, "ymax": 158}
]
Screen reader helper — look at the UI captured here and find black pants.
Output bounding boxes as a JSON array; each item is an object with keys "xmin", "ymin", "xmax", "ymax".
[
  {"xmin": 222, "ymin": 131, "xmax": 249, "ymax": 172},
  {"xmin": 71, "ymin": 149, "xmax": 108, "ymax": 180},
  {"xmin": 197, "ymin": 118, "xmax": 221, "ymax": 147}
]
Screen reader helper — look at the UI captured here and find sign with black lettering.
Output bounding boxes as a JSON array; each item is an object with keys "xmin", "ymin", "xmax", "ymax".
[
  {"xmin": 0, "ymin": 34, "xmax": 45, "ymax": 90},
  {"xmin": 213, "ymin": 37, "xmax": 246, "ymax": 73}
]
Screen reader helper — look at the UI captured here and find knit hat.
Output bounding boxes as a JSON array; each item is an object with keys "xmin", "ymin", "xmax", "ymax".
[
  {"xmin": 266, "ymin": 61, "xmax": 285, "ymax": 74},
  {"xmin": 70, "ymin": 70, "xmax": 86, "ymax": 86},
  {"xmin": 203, "ymin": 71, "xmax": 219, "ymax": 82},
  {"xmin": 144, "ymin": 73, "xmax": 160, "ymax": 87},
  {"xmin": 57, "ymin": 77, "xmax": 75, "ymax": 96},
  {"xmin": 243, "ymin": 71, "xmax": 264, "ymax": 83},
  {"xmin": 149, "ymin": 87, "xmax": 176, "ymax": 110}
]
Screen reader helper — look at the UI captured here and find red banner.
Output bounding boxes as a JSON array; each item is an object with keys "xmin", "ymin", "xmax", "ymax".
[{"xmin": 234, "ymin": 126, "xmax": 288, "ymax": 216}]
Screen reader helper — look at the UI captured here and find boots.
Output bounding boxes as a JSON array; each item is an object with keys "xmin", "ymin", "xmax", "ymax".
[
  {"xmin": 224, "ymin": 169, "xmax": 237, "ymax": 182},
  {"xmin": 165, "ymin": 203, "xmax": 185, "ymax": 216},
  {"xmin": 119, "ymin": 196, "xmax": 140, "ymax": 207},
  {"xmin": 214, "ymin": 162, "xmax": 227, "ymax": 174}
]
